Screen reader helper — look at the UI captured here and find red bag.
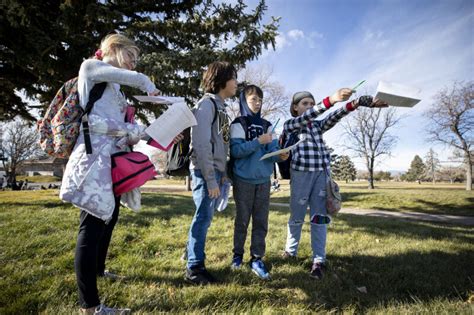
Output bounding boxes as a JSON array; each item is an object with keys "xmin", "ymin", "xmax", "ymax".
[{"xmin": 111, "ymin": 151, "xmax": 157, "ymax": 196}]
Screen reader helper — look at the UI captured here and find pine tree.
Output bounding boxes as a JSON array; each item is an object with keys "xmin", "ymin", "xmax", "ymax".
[
  {"xmin": 406, "ymin": 155, "xmax": 425, "ymax": 184},
  {"xmin": 1, "ymin": 0, "xmax": 279, "ymax": 121},
  {"xmin": 332, "ymin": 155, "xmax": 357, "ymax": 183}
]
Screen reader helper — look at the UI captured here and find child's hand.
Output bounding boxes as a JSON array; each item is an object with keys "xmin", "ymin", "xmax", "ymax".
[
  {"xmin": 279, "ymin": 152, "xmax": 290, "ymax": 161},
  {"xmin": 258, "ymin": 132, "xmax": 273, "ymax": 144},
  {"xmin": 148, "ymin": 88, "xmax": 161, "ymax": 96},
  {"xmin": 172, "ymin": 133, "xmax": 184, "ymax": 144},
  {"xmin": 208, "ymin": 187, "xmax": 220, "ymax": 199},
  {"xmin": 329, "ymin": 88, "xmax": 353, "ymax": 104}
]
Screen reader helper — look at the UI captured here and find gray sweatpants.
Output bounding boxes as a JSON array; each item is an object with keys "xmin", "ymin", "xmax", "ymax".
[{"xmin": 232, "ymin": 178, "xmax": 271, "ymax": 258}]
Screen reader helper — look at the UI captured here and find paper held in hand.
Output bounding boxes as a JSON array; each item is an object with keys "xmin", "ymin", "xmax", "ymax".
[
  {"xmin": 133, "ymin": 95, "xmax": 184, "ymax": 105},
  {"xmin": 145, "ymin": 101, "xmax": 197, "ymax": 148},
  {"xmin": 260, "ymin": 138, "xmax": 304, "ymax": 161},
  {"xmin": 375, "ymin": 81, "xmax": 421, "ymax": 107}
]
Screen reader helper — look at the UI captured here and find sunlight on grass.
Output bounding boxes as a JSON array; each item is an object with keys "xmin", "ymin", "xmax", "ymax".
[{"xmin": 0, "ymin": 189, "xmax": 473, "ymax": 313}]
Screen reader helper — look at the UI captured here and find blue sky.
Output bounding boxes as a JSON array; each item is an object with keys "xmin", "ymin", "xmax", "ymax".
[{"xmin": 240, "ymin": 0, "xmax": 473, "ymax": 171}]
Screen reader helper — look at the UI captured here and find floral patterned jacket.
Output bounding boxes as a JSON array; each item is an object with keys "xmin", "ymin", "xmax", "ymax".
[{"xmin": 59, "ymin": 59, "xmax": 156, "ymax": 221}]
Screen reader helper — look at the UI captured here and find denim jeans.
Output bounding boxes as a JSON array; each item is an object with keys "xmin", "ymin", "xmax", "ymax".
[
  {"xmin": 285, "ymin": 169, "xmax": 328, "ymax": 263},
  {"xmin": 186, "ymin": 169, "xmax": 222, "ymax": 269}
]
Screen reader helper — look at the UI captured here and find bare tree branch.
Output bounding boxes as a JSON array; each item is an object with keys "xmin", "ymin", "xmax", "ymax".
[
  {"xmin": 425, "ymin": 81, "xmax": 473, "ymax": 190},
  {"xmin": 342, "ymin": 107, "xmax": 401, "ymax": 189}
]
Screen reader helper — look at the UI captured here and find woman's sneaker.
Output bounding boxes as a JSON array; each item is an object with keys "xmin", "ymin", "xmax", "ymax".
[
  {"xmin": 309, "ymin": 262, "xmax": 324, "ymax": 280},
  {"xmin": 231, "ymin": 255, "xmax": 243, "ymax": 269},
  {"xmin": 250, "ymin": 259, "xmax": 271, "ymax": 280}
]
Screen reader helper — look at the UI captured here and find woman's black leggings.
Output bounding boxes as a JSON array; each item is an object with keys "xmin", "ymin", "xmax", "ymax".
[{"xmin": 74, "ymin": 197, "xmax": 120, "ymax": 308}]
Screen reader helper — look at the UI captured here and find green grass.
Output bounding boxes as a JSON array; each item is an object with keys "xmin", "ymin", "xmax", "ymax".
[
  {"xmin": 271, "ymin": 180, "xmax": 474, "ymax": 216},
  {"xmin": 0, "ymin": 190, "xmax": 473, "ymax": 314},
  {"xmin": 16, "ymin": 175, "xmax": 61, "ymax": 183}
]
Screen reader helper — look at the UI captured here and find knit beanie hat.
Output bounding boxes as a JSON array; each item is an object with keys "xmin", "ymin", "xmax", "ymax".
[{"xmin": 291, "ymin": 91, "xmax": 315, "ymax": 117}]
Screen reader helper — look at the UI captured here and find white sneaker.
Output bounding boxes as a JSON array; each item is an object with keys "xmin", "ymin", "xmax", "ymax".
[{"xmin": 94, "ymin": 304, "xmax": 131, "ymax": 315}]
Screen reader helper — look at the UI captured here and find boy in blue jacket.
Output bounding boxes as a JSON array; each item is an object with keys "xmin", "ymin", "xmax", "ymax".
[{"xmin": 229, "ymin": 85, "xmax": 289, "ymax": 280}]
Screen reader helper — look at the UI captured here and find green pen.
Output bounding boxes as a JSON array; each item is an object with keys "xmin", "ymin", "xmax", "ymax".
[{"xmin": 352, "ymin": 80, "xmax": 366, "ymax": 91}]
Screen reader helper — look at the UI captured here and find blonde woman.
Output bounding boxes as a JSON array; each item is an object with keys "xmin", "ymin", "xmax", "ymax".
[{"xmin": 60, "ymin": 33, "xmax": 159, "ymax": 314}]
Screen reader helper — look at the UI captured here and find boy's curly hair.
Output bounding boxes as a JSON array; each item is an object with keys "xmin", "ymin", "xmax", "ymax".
[{"xmin": 201, "ymin": 61, "xmax": 237, "ymax": 94}]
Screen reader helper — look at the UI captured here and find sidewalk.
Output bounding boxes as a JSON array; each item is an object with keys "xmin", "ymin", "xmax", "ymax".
[{"xmin": 270, "ymin": 202, "xmax": 474, "ymax": 226}]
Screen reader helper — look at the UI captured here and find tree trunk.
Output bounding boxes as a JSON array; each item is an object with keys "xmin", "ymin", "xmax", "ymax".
[
  {"xmin": 466, "ymin": 159, "xmax": 472, "ymax": 191},
  {"xmin": 367, "ymin": 158, "xmax": 375, "ymax": 189}
]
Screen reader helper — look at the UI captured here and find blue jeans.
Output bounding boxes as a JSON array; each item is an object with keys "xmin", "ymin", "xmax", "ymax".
[
  {"xmin": 285, "ymin": 169, "xmax": 328, "ymax": 263},
  {"xmin": 186, "ymin": 169, "xmax": 222, "ymax": 269}
]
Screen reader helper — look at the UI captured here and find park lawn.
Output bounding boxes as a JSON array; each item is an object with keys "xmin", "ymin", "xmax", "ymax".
[
  {"xmin": 16, "ymin": 175, "xmax": 61, "ymax": 183},
  {"xmin": 271, "ymin": 180, "xmax": 474, "ymax": 217},
  {"xmin": 0, "ymin": 190, "xmax": 473, "ymax": 314}
]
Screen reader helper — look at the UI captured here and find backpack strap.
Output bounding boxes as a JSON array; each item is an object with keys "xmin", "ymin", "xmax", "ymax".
[
  {"xmin": 208, "ymin": 97, "xmax": 219, "ymax": 125},
  {"xmin": 81, "ymin": 82, "xmax": 107, "ymax": 154}
]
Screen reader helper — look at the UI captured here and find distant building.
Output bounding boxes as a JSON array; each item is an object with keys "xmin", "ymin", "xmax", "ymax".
[{"xmin": 21, "ymin": 157, "xmax": 67, "ymax": 177}]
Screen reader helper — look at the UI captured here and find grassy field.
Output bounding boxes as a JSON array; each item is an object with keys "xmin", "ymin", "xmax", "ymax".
[
  {"xmin": 15, "ymin": 175, "xmax": 62, "ymax": 183},
  {"xmin": 0, "ymin": 188, "xmax": 473, "ymax": 314},
  {"xmin": 269, "ymin": 180, "xmax": 474, "ymax": 217}
]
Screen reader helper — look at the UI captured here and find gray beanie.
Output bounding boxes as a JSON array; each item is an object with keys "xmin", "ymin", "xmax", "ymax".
[{"xmin": 291, "ymin": 91, "xmax": 315, "ymax": 116}]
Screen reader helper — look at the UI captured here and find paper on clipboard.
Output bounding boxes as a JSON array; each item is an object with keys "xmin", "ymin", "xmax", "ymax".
[
  {"xmin": 260, "ymin": 138, "xmax": 304, "ymax": 161},
  {"xmin": 133, "ymin": 95, "xmax": 184, "ymax": 104},
  {"xmin": 374, "ymin": 81, "xmax": 421, "ymax": 107},
  {"xmin": 145, "ymin": 101, "xmax": 197, "ymax": 148}
]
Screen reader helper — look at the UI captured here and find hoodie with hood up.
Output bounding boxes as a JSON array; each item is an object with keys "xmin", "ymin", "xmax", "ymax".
[{"xmin": 229, "ymin": 92, "xmax": 281, "ymax": 184}]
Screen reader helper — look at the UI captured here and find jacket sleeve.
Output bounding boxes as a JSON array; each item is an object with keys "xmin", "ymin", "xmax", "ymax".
[
  {"xmin": 80, "ymin": 59, "xmax": 156, "ymax": 93},
  {"xmin": 230, "ymin": 122, "xmax": 261, "ymax": 159},
  {"xmin": 283, "ymin": 97, "xmax": 332, "ymax": 133},
  {"xmin": 191, "ymin": 99, "xmax": 218, "ymax": 190}
]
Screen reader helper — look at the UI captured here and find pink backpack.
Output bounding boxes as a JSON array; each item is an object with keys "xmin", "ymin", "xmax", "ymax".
[{"xmin": 111, "ymin": 151, "xmax": 157, "ymax": 196}]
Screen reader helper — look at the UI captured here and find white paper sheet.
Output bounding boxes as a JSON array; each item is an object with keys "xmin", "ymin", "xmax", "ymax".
[
  {"xmin": 145, "ymin": 102, "xmax": 197, "ymax": 147},
  {"xmin": 374, "ymin": 81, "xmax": 421, "ymax": 107},
  {"xmin": 133, "ymin": 95, "xmax": 185, "ymax": 104},
  {"xmin": 260, "ymin": 138, "xmax": 304, "ymax": 161}
]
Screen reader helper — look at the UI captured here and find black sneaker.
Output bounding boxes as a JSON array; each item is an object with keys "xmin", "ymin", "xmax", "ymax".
[
  {"xmin": 185, "ymin": 267, "xmax": 217, "ymax": 285},
  {"xmin": 310, "ymin": 262, "xmax": 324, "ymax": 280}
]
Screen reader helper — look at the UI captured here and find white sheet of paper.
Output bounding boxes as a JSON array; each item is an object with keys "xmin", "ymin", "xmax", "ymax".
[
  {"xmin": 133, "ymin": 95, "xmax": 185, "ymax": 104},
  {"xmin": 145, "ymin": 102, "xmax": 197, "ymax": 147},
  {"xmin": 374, "ymin": 81, "xmax": 421, "ymax": 107},
  {"xmin": 260, "ymin": 138, "xmax": 304, "ymax": 161}
]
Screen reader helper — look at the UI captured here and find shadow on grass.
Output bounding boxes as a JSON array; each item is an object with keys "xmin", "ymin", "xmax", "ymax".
[
  {"xmin": 263, "ymin": 249, "xmax": 473, "ymax": 312},
  {"xmin": 119, "ymin": 192, "xmax": 236, "ymax": 226}
]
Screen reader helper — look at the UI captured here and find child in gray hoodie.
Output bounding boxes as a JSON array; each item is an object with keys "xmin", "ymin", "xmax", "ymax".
[{"xmin": 185, "ymin": 61, "xmax": 237, "ymax": 285}]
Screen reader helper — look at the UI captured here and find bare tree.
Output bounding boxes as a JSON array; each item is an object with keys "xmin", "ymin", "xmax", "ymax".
[
  {"xmin": 228, "ymin": 64, "xmax": 290, "ymax": 123},
  {"xmin": 342, "ymin": 107, "xmax": 402, "ymax": 189},
  {"xmin": 425, "ymin": 81, "xmax": 473, "ymax": 190},
  {"xmin": 424, "ymin": 148, "xmax": 440, "ymax": 184},
  {"xmin": 0, "ymin": 120, "xmax": 42, "ymax": 189}
]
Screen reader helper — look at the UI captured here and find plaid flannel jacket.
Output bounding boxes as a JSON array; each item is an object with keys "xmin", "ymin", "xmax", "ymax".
[{"xmin": 283, "ymin": 97, "xmax": 354, "ymax": 172}]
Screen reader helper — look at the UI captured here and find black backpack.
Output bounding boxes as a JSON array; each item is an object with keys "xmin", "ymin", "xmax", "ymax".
[
  {"xmin": 164, "ymin": 98, "xmax": 218, "ymax": 177},
  {"xmin": 277, "ymin": 130, "xmax": 299, "ymax": 179}
]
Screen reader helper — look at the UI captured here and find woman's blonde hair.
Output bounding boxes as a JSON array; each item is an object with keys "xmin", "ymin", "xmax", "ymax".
[{"xmin": 100, "ymin": 33, "xmax": 140, "ymax": 68}]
